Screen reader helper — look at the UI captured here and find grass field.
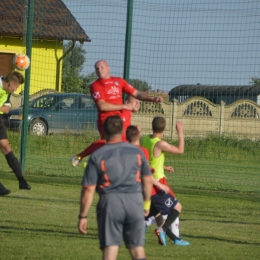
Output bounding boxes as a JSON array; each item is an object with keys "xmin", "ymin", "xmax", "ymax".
[
  {"xmin": 0, "ymin": 173, "xmax": 259, "ymax": 260},
  {"xmin": 0, "ymin": 131, "xmax": 260, "ymax": 259}
]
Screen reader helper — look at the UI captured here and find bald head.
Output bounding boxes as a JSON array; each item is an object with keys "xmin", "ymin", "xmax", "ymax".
[{"xmin": 94, "ymin": 60, "xmax": 110, "ymax": 79}]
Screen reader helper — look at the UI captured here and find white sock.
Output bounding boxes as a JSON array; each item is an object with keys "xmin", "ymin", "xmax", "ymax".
[
  {"xmin": 145, "ymin": 216, "xmax": 156, "ymax": 227},
  {"xmin": 163, "ymin": 215, "xmax": 180, "ymax": 237}
]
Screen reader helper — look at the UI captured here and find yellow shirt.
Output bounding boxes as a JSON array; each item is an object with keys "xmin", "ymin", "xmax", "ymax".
[{"xmin": 142, "ymin": 135, "xmax": 165, "ymax": 180}]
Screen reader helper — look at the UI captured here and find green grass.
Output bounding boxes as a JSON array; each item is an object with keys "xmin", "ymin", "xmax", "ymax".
[
  {"xmin": 0, "ymin": 131, "xmax": 259, "ymax": 259},
  {"xmin": 0, "ymin": 173, "xmax": 259, "ymax": 260}
]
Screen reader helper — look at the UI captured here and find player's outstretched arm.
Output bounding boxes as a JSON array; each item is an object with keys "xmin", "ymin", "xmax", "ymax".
[
  {"xmin": 132, "ymin": 90, "xmax": 164, "ymax": 103},
  {"xmin": 96, "ymin": 99, "xmax": 134, "ymax": 112},
  {"xmin": 156, "ymin": 121, "xmax": 184, "ymax": 155},
  {"xmin": 78, "ymin": 186, "xmax": 95, "ymax": 235}
]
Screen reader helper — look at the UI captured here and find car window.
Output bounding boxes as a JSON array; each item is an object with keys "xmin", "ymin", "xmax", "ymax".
[
  {"xmin": 55, "ymin": 98, "xmax": 74, "ymax": 110},
  {"xmin": 81, "ymin": 97, "xmax": 94, "ymax": 109},
  {"xmin": 32, "ymin": 96, "xmax": 54, "ymax": 108}
]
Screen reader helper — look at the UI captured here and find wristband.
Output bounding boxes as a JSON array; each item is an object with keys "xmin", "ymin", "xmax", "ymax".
[
  {"xmin": 143, "ymin": 200, "xmax": 151, "ymax": 210},
  {"xmin": 78, "ymin": 215, "xmax": 87, "ymax": 219}
]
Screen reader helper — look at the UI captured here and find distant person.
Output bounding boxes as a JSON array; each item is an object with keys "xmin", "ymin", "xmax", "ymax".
[
  {"xmin": 0, "ymin": 71, "xmax": 31, "ymax": 196},
  {"xmin": 142, "ymin": 117, "xmax": 190, "ymax": 246},
  {"xmin": 78, "ymin": 116, "xmax": 153, "ymax": 260}
]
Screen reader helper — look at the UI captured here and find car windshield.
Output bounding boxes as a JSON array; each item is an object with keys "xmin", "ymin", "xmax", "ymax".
[
  {"xmin": 28, "ymin": 95, "xmax": 95, "ymax": 109},
  {"xmin": 29, "ymin": 96, "xmax": 55, "ymax": 109}
]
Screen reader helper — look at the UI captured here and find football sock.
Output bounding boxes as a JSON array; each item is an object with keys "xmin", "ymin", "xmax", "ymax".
[
  {"xmin": 155, "ymin": 214, "xmax": 164, "ymax": 227},
  {"xmin": 77, "ymin": 139, "xmax": 106, "ymax": 159},
  {"xmin": 163, "ymin": 215, "xmax": 180, "ymax": 237},
  {"xmin": 166, "ymin": 228, "xmax": 180, "ymax": 241},
  {"xmin": 5, "ymin": 152, "xmax": 25, "ymax": 182},
  {"xmin": 162, "ymin": 209, "xmax": 179, "ymax": 232},
  {"xmin": 171, "ymin": 217, "xmax": 180, "ymax": 237}
]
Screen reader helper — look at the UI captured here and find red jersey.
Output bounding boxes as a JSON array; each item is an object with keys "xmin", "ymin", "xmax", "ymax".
[
  {"xmin": 90, "ymin": 77, "xmax": 136, "ymax": 123},
  {"xmin": 139, "ymin": 146, "xmax": 150, "ymax": 162}
]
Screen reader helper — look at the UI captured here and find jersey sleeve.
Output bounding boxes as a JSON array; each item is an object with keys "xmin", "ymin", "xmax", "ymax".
[
  {"xmin": 120, "ymin": 78, "xmax": 136, "ymax": 95},
  {"xmin": 81, "ymin": 157, "xmax": 98, "ymax": 187},
  {"xmin": 90, "ymin": 81, "xmax": 105, "ymax": 103}
]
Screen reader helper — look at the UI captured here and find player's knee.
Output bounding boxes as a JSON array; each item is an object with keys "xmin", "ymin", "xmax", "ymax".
[
  {"xmin": 0, "ymin": 140, "xmax": 11, "ymax": 154},
  {"xmin": 174, "ymin": 202, "xmax": 182, "ymax": 212}
]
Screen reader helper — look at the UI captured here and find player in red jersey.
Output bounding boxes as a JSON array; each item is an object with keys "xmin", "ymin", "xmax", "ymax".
[
  {"xmin": 91, "ymin": 60, "xmax": 163, "ymax": 138},
  {"xmin": 71, "ymin": 96, "xmax": 141, "ymax": 166}
]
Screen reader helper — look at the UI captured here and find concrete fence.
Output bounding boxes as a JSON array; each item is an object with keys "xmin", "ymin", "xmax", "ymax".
[
  {"xmin": 132, "ymin": 96, "xmax": 260, "ymax": 139},
  {"xmin": 10, "ymin": 94, "xmax": 260, "ymax": 139}
]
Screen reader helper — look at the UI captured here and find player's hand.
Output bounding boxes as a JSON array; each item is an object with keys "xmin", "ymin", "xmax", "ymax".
[
  {"xmin": 144, "ymin": 209, "xmax": 150, "ymax": 217},
  {"xmin": 71, "ymin": 156, "xmax": 80, "ymax": 167},
  {"xmin": 153, "ymin": 96, "xmax": 164, "ymax": 102},
  {"xmin": 164, "ymin": 166, "xmax": 174, "ymax": 173},
  {"xmin": 175, "ymin": 121, "xmax": 183, "ymax": 133},
  {"xmin": 78, "ymin": 218, "xmax": 88, "ymax": 235},
  {"xmin": 159, "ymin": 183, "xmax": 170, "ymax": 194},
  {"xmin": 123, "ymin": 102, "xmax": 134, "ymax": 111}
]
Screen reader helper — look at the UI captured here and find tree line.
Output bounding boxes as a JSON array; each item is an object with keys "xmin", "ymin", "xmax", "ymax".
[{"xmin": 61, "ymin": 42, "xmax": 260, "ymax": 94}]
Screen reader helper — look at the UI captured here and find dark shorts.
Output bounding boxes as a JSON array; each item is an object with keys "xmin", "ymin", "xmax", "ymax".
[
  {"xmin": 96, "ymin": 193, "xmax": 145, "ymax": 249},
  {"xmin": 0, "ymin": 117, "xmax": 8, "ymax": 140},
  {"xmin": 146, "ymin": 190, "xmax": 179, "ymax": 219}
]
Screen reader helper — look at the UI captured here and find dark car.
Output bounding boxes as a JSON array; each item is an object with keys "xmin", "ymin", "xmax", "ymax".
[{"xmin": 3, "ymin": 93, "xmax": 98, "ymax": 136}]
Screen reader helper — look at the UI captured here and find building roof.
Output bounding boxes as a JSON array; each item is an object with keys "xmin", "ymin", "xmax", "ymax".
[
  {"xmin": 0, "ymin": 0, "xmax": 91, "ymax": 43},
  {"xmin": 169, "ymin": 84, "xmax": 260, "ymax": 98}
]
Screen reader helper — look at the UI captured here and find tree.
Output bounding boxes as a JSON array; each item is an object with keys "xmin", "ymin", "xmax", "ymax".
[
  {"xmin": 62, "ymin": 42, "xmax": 86, "ymax": 93},
  {"xmin": 251, "ymin": 77, "xmax": 260, "ymax": 86},
  {"xmin": 81, "ymin": 72, "xmax": 97, "ymax": 94},
  {"xmin": 128, "ymin": 79, "xmax": 151, "ymax": 92}
]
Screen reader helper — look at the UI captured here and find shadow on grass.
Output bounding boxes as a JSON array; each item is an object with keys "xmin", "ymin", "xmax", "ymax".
[
  {"xmin": 0, "ymin": 224, "xmax": 98, "ymax": 240},
  {"xmin": 182, "ymin": 233, "xmax": 260, "ymax": 246},
  {"xmin": 181, "ymin": 217, "xmax": 260, "ymax": 226}
]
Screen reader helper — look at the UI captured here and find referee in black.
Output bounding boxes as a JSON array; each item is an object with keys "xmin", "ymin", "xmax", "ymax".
[
  {"xmin": 0, "ymin": 71, "xmax": 31, "ymax": 196},
  {"xmin": 78, "ymin": 115, "xmax": 153, "ymax": 260}
]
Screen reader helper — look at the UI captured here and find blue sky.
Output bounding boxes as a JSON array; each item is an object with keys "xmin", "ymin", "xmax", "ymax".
[{"xmin": 63, "ymin": 0, "xmax": 259, "ymax": 92}]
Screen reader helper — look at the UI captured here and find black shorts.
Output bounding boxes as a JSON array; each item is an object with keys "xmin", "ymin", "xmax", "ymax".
[
  {"xmin": 0, "ymin": 117, "xmax": 8, "ymax": 140},
  {"xmin": 145, "ymin": 190, "xmax": 179, "ymax": 219}
]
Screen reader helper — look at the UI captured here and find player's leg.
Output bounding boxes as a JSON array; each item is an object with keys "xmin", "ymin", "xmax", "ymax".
[
  {"xmin": 0, "ymin": 124, "xmax": 30, "ymax": 190},
  {"xmin": 124, "ymin": 193, "xmax": 146, "ymax": 259},
  {"xmin": 102, "ymin": 246, "xmax": 119, "ymax": 260},
  {"xmin": 0, "ymin": 182, "xmax": 11, "ymax": 196},
  {"xmin": 128, "ymin": 246, "xmax": 146, "ymax": 260},
  {"xmin": 152, "ymin": 192, "xmax": 180, "ymax": 246},
  {"xmin": 161, "ymin": 203, "xmax": 190, "ymax": 246},
  {"xmin": 71, "ymin": 139, "xmax": 106, "ymax": 166}
]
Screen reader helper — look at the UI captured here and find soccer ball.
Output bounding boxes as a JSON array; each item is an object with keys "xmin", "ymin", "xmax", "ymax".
[{"xmin": 12, "ymin": 54, "xmax": 30, "ymax": 71}]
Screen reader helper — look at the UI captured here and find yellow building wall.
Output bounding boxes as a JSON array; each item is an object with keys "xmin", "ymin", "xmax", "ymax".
[{"xmin": 0, "ymin": 36, "xmax": 63, "ymax": 94}]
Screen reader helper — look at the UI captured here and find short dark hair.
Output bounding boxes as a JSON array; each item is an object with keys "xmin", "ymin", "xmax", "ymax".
[
  {"xmin": 3, "ymin": 71, "xmax": 25, "ymax": 85},
  {"xmin": 126, "ymin": 125, "xmax": 140, "ymax": 143},
  {"xmin": 103, "ymin": 116, "xmax": 123, "ymax": 138},
  {"xmin": 152, "ymin": 116, "xmax": 166, "ymax": 133}
]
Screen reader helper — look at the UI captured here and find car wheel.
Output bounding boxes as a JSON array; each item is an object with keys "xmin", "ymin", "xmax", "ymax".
[{"xmin": 30, "ymin": 119, "xmax": 47, "ymax": 136}]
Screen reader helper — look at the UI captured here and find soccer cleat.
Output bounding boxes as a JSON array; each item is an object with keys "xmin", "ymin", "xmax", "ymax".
[
  {"xmin": 71, "ymin": 156, "xmax": 81, "ymax": 167},
  {"xmin": 19, "ymin": 180, "xmax": 31, "ymax": 190},
  {"xmin": 155, "ymin": 227, "xmax": 166, "ymax": 246},
  {"xmin": 0, "ymin": 183, "xmax": 11, "ymax": 196},
  {"xmin": 174, "ymin": 238, "xmax": 190, "ymax": 246}
]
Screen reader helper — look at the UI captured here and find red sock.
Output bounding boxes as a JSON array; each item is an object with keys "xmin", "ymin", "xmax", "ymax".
[{"xmin": 77, "ymin": 139, "xmax": 106, "ymax": 159}]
